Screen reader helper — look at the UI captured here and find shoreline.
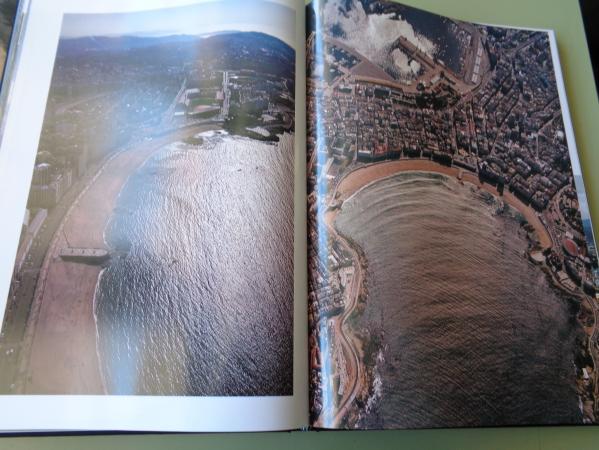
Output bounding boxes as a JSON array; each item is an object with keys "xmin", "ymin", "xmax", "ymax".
[
  {"xmin": 335, "ymin": 159, "xmax": 553, "ymax": 250},
  {"xmin": 92, "ymin": 266, "xmax": 108, "ymax": 394},
  {"xmin": 326, "ymin": 158, "xmax": 557, "ymax": 426},
  {"xmin": 21, "ymin": 123, "xmax": 220, "ymax": 394},
  {"xmin": 320, "ymin": 208, "xmax": 365, "ymax": 427}
]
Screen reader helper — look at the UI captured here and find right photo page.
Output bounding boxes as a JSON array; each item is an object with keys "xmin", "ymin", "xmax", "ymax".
[{"xmin": 306, "ymin": 0, "xmax": 599, "ymax": 429}]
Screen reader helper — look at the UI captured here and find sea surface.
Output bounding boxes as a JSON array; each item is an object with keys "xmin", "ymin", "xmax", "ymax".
[
  {"xmin": 95, "ymin": 131, "xmax": 294, "ymax": 396},
  {"xmin": 335, "ymin": 171, "xmax": 582, "ymax": 428}
]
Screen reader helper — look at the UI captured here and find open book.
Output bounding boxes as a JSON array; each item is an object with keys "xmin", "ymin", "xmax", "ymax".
[{"xmin": 0, "ymin": 0, "xmax": 596, "ymax": 432}]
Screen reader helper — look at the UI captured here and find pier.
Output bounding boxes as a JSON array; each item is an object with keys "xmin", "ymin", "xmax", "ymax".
[{"xmin": 59, "ymin": 248, "xmax": 110, "ymax": 265}]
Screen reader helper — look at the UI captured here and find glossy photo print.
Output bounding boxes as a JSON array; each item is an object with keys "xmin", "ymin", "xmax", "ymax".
[
  {"xmin": 0, "ymin": 0, "xmax": 296, "ymax": 397},
  {"xmin": 307, "ymin": 0, "xmax": 599, "ymax": 429}
]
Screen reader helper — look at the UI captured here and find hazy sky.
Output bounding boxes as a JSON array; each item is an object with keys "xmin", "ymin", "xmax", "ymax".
[{"xmin": 61, "ymin": 0, "xmax": 296, "ymax": 48}]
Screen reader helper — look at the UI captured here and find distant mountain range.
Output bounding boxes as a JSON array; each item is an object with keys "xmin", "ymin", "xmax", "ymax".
[
  {"xmin": 58, "ymin": 34, "xmax": 202, "ymax": 54},
  {"xmin": 58, "ymin": 30, "xmax": 290, "ymax": 55},
  {"xmin": 55, "ymin": 31, "xmax": 295, "ymax": 80}
]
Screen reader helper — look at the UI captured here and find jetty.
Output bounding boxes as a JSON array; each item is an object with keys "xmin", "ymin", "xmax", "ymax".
[{"xmin": 59, "ymin": 247, "xmax": 110, "ymax": 265}]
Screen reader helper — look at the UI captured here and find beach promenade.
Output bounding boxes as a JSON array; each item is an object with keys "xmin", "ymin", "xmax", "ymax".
[{"xmin": 21, "ymin": 124, "xmax": 219, "ymax": 394}]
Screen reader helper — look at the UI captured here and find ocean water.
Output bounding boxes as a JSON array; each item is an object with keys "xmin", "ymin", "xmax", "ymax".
[
  {"xmin": 95, "ymin": 131, "xmax": 294, "ymax": 396},
  {"xmin": 335, "ymin": 171, "xmax": 582, "ymax": 428}
]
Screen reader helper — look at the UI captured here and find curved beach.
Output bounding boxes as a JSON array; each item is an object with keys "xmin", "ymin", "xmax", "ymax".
[
  {"xmin": 335, "ymin": 160, "xmax": 552, "ymax": 250},
  {"xmin": 332, "ymin": 164, "xmax": 583, "ymax": 428},
  {"xmin": 320, "ymin": 159, "xmax": 556, "ymax": 426},
  {"xmin": 22, "ymin": 124, "xmax": 220, "ymax": 394}
]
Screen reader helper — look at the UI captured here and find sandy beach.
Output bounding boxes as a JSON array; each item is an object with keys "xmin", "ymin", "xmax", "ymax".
[
  {"xmin": 22, "ymin": 124, "xmax": 220, "ymax": 394},
  {"xmin": 319, "ymin": 158, "xmax": 555, "ymax": 425},
  {"xmin": 335, "ymin": 159, "xmax": 553, "ymax": 250}
]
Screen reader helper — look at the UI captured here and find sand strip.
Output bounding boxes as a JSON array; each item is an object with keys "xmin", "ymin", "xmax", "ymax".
[
  {"xmin": 23, "ymin": 124, "xmax": 219, "ymax": 394},
  {"xmin": 335, "ymin": 160, "xmax": 552, "ymax": 250}
]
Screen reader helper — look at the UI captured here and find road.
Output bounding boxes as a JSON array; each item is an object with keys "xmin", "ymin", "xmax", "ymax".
[
  {"xmin": 317, "ymin": 207, "xmax": 364, "ymax": 428},
  {"xmin": 160, "ymin": 77, "xmax": 187, "ymax": 129},
  {"xmin": 220, "ymin": 71, "xmax": 230, "ymax": 120}
]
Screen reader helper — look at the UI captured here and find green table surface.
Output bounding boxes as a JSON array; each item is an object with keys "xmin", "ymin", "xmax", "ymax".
[{"xmin": 2, "ymin": 0, "xmax": 598, "ymax": 448}]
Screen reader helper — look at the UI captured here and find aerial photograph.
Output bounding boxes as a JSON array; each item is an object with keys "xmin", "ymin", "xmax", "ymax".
[
  {"xmin": 0, "ymin": 0, "xmax": 296, "ymax": 396},
  {"xmin": 307, "ymin": 0, "xmax": 599, "ymax": 428}
]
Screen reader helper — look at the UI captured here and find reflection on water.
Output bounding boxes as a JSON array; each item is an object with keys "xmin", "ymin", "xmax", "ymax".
[
  {"xmin": 95, "ymin": 132, "xmax": 294, "ymax": 396},
  {"xmin": 336, "ymin": 172, "xmax": 582, "ymax": 428}
]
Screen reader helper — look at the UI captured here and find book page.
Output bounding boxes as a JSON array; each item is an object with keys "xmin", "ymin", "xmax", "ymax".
[
  {"xmin": 306, "ymin": 0, "xmax": 599, "ymax": 429},
  {"xmin": 0, "ymin": 0, "xmax": 307, "ymax": 432}
]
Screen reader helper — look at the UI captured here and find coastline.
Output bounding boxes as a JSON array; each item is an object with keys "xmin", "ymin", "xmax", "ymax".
[
  {"xmin": 325, "ymin": 158, "xmax": 557, "ymax": 426},
  {"xmin": 335, "ymin": 159, "xmax": 553, "ymax": 250},
  {"xmin": 21, "ymin": 123, "xmax": 220, "ymax": 394},
  {"xmin": 319, "ymin": 208, "xmax": 365, "ymax": 427}
]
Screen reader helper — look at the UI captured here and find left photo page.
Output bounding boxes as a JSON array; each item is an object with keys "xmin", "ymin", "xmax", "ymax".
[{"xmin": 0, "ymin": 0, "xmax": 307, "ymax": 432}]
